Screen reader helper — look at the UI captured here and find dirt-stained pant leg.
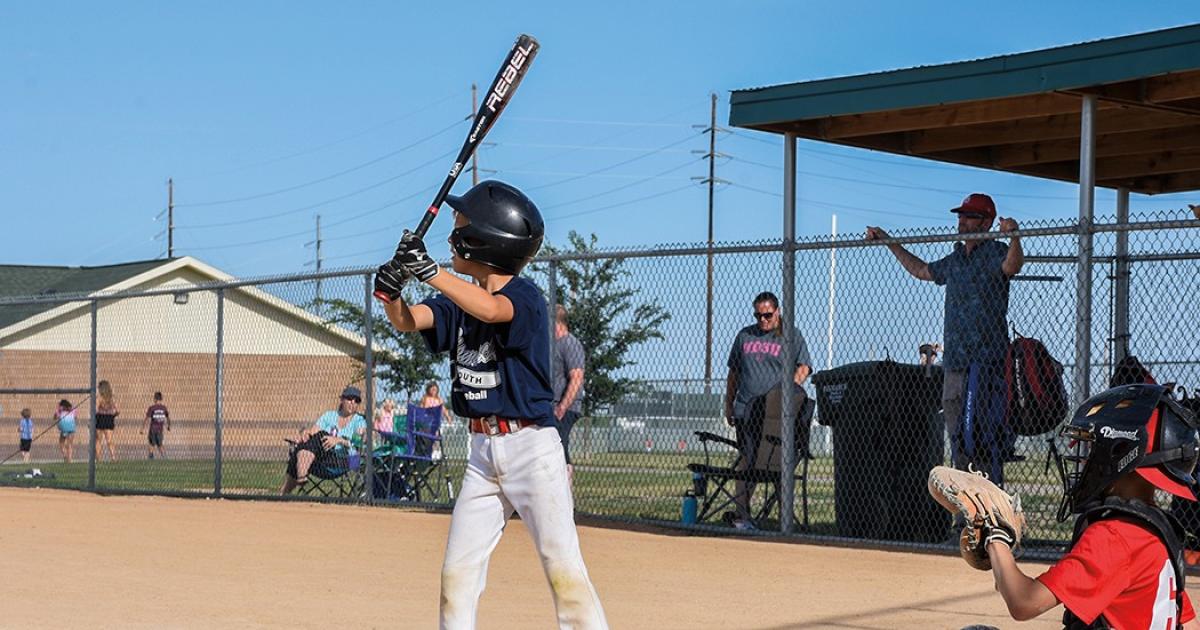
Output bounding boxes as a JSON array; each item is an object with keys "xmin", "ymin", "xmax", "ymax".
[
  {"xmin": 942, "ymin": 369, "xmax": 968, "ymax": 470},
  {"xmin": 440, "ymin": 434, "xmax": 512, "ymax": 630},
  {"xmin": 498, "ymin": 426, "xmax": 608, "ymax": 630}
]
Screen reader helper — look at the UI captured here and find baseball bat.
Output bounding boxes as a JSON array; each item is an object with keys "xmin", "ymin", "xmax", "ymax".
[{"xmin": 412, "ymin": 33, "xmax": 539, "ymax": 238}]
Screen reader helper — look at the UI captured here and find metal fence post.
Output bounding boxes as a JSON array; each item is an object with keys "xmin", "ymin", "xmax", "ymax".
[
  {"xmin": 1112, "ymin": 188, "xmax": 1131, "ymax": 365},
  {"xmin": 87, "ymin": 299, "xmax": 98, "ymax": 491},
  {"xmin": 214, "ymin": 289, "xmax": 225, "ymax": 496},
  {"xmin": 363, "ymin": 273, "xmax": 375, "ymax": 504},
  {"xmin": 547, "ymin": 261, "xmax": 559, "ymax": 347},
  {"xmin": 1074, "ymin": 95, "xmax": 1097, "ymax": 408},
  {"xmin": 780, "ymin": 132, "xmax": 798, "ymax": 534}
]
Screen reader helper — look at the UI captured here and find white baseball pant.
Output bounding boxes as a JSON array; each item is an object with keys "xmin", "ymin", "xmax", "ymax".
[{"xmin": 440, "ymin": 425, "xmax": 608, "ymax": 630}]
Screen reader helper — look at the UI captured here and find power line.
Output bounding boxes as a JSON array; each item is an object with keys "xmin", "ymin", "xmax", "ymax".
[
  {"xmin": 201, "ymin": 90, "xmax": 468, "ymax": 178},
  {"xmin": 525, "ymin": 131, "xmax": 704, "ymax": 192},
  {"xmin": 506, "ymin": 116, "xmax": 695, "ymax": 128},
  {"xmin": 492, "ymin": 142, "xmax": 693, "ymax": 154},
  {"xmin": 177, "ymin": 118, "xmax": 467, "ymax": 208},
  {"xmin": 496, "ymin": 101, "xmax": 708, "ymax": 175},
  {"xmin": 489, "ymin": 169, "xmax": 694, "ymax": 181},
  {"xmin": 540, "ymin": 158, "xmax": 704, "ymax": 210},
  {"xmin": 178, "ymin": 148, "xmax": 457, "ymax": 229},
  {"xmin": 553, "ymin": 183, "xmax": 699, "ymax": 221},
  {"xmin": 726, "ymin": 182, "xmax": 954, "ymax": 221}
]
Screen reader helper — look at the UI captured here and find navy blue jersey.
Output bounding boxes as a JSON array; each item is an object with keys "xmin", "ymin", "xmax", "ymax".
[{"xmin": 420, "ymin": 276, "xmax": 556, "ymax": 427}]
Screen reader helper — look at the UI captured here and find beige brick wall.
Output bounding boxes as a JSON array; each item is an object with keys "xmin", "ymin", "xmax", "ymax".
[{"xmin": 0, "ymin": 350, "xmax": 365, "ymax": 456}]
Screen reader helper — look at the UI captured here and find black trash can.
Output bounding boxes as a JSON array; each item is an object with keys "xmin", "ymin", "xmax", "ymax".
[{"xmin": 812, "ymin": 360, "xmax": 949, "ymax": 543}]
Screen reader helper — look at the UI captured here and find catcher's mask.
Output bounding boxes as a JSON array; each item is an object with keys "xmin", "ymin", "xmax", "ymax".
[
  {"xmin": 446, "ymin": 180, "xmax": 544, "ymax": 275},
  {"xmin": 1055, "ymin": 383, "xmax": 1200, "ymax": 521}
]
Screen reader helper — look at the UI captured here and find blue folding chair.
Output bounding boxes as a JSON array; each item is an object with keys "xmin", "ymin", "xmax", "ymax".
[
  {"xmin": 286, "ymin": 438, "xmax": 364, "ymax": 499},
  {"xmin": 372, "ymin": 404, "xmax": 454, "ymax": 502}
]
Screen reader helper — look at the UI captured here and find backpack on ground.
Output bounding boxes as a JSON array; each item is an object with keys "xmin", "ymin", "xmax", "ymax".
[{"xmin": 1005, "ymin": 333, "xmax": 1068, "ymax": 436}]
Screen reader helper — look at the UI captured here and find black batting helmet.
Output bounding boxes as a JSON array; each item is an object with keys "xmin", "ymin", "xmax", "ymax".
[
  {"xmin": 446, "ymin": 180, "xmax": 544, "ymax": 274},
  {"xmin": 1055, "ymin": 383, "xmax": 1200, "ymax": 521}
]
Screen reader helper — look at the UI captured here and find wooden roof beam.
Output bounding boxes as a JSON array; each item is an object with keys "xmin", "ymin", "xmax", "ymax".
[
  {"xmin": 990, "ymin": 126, "xmax": 1200, "ymax": 167},
  {"xmin": 906, "ymin": 107, "xmax": 1194, "ymax": 153},
  {"xmin": 1105, "ymin": 170, "xmax": 1200, "ymax": 194},
  {"xmin": 1014, "ymin": 150, "xmax": 1200, "ymax": 187},
  {"xmin": 818, "ymin": 92, "xmax": 1087, "ymax": 139},
  {"xmin": 1094, "ymin": 148, "xmax": 1200, "ymax": 180}
]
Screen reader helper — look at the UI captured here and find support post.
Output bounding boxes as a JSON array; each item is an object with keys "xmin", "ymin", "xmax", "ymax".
[
  {"xmin": 780, "ymin": 132, "xmax": 798, "ymax": 534},
  {"xmin": 363, "ymin": 274, "xmax": 376, "ymax": 503},
  {"xmin": 87, "ymin": 300, "xmax": 98, "ymax": 491},
  {"xmin": 1073, "ymin": 95, "xmax": 1097, "ymax": 408},
  {"xmin": 214, "ymin": 289, "xmax": 225, "ymax": 496},
  {"xmin": 1112, "ymin": 188, "xmax": 1131, "ymax": 366}
]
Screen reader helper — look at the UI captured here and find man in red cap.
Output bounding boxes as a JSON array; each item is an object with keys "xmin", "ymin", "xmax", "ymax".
[{"xmin": 866, "ymin": 193, "xmax": 1023, "ymax": 485}]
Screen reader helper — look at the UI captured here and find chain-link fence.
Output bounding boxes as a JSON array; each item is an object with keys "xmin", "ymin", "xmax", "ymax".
[{"xmin": 2, "ymin": 209, "xmax": 1198, "ymax": 561}]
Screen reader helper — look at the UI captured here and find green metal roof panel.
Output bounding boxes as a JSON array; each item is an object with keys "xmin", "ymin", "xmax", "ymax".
[
  {"xmin": 0, "ymin": 259, "xmax": 170, "ymax": 329},
  {"xmin": 731, "ymin": 24, "xmax": 1200, "ymax": 128}
]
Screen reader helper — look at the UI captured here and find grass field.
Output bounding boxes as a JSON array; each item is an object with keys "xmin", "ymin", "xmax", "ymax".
[{"xmin": 1, "ymin": 448, "xmax": 1078, "ymax": 550}]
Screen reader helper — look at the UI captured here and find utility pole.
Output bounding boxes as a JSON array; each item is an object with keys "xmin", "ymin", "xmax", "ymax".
[
  {"xmin": 167, "ymin": 178, "xmax": 175, "ymax": 258},
  {"xmin": 703, "ymin": 93, "xmax": 719, "ymax": 394},
  {"xmin": 471, "ymin": 83, "xmax": 479, "ymax": 186},
  {"xmin": 314, "ymin": 215, "xmax": 323, "ymax": 310}
]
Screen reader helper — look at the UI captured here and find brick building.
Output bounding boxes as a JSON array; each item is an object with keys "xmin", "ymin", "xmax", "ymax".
[{"xmin": 0, "ymin": 257, "xmax": 369, "ymax": 460}]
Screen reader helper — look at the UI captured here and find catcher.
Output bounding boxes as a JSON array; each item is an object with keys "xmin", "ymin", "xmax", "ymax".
[{"xmin": 929, "ymin": 383, "xmax": 1200, "ymax": 629}]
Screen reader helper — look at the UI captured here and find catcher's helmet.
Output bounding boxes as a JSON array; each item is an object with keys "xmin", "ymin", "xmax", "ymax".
[
  {"xmin": 1055, "ymin": 383, "xmax": 1200, "ymax": 521},
  {"xmin": 446, "ymin": 180, "xmax": 543, "ymax": 274}
]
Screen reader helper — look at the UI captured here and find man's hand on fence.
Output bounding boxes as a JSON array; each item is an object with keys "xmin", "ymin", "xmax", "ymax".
[
  {"xmin": 998, "ymin": 217, "xmax": 1018, "ymax": 233},
  {"xmin": 864, "ymin": 226, "xmax": 889, "ymax": 241}
]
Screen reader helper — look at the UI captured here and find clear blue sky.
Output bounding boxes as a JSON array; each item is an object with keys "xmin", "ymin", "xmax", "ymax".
[{"xmin": 4, "ymin": 2, "xmax": 1198, "ymax": 279}]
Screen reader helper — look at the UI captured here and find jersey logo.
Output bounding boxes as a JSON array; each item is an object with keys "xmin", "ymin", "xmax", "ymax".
[
  {"xmin": 457, "ymin": 331, "xmax": 497, "ymax": 367},
  {"xmin": 458, "ymin": 366, "xmax": 501, "ymax": 389},
  {"xmin": 455, "ymin": 327, "xmax": 501, "ymax": 390}
]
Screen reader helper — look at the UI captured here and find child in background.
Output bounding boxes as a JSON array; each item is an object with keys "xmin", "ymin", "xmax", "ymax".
[
  {"xmin": 56, "ymin": 400, "xmax": 77, "ymax": 463},
  {"xmin": 18, "ymin": 408, "xmax": 33, "ymax": 464},
  {"xmin": 142, "ymin": 392, "xmax": 171, "ymax": 459}
]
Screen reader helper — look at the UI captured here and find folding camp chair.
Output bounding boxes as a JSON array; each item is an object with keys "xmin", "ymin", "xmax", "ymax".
[
  {"xmin": 687, "ymin": 389, "xmax": 813, "ymax": 530},
  {"xmin": 286, "ymin": 437, "xmax": 365, "ymax": 499},
  {"xmin": 373, "ymin": 404, "xmax": 454, "ymax": 502}
]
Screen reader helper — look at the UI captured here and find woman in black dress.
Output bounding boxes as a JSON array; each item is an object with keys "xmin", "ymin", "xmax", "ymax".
[{"xmin": 95, "ymin": 380, "xmax": 119, "ymax": 462}]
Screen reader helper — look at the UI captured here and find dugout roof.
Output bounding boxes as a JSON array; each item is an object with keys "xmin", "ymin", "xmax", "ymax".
[{"xmin": 729, "ymin": 24, "xmax": 1200, "ymax": 194}]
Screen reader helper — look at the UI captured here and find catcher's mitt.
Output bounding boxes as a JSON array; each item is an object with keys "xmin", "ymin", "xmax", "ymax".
[{"xmin": 927, "ymin": 466, "xmax": 1024, "ymax": 570}]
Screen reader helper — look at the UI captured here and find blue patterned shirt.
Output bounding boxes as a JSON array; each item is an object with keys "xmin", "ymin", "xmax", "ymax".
[{"xmin": 928, "ymin": 239, "xmax": 1011, "ymax": 370}]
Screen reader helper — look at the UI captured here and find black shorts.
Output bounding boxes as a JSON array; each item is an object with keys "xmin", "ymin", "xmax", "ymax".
[
  {"xmin": 19, "ymin": 438, "xmax": 31, "ymax": 452},
  {"xmin": 556, "ymin": 410, "xmax": 581, "ymax": 464},
  {"xmin": 285, "ymin": 432, "xmax": 347, "ymax": 479},
  {"xmin": 95, "ymin": 414, "xmax": 116, "ymax": 431},
  {"xmin": 148, "ymin": 430, "xmax": 164, "ymax": 447}
]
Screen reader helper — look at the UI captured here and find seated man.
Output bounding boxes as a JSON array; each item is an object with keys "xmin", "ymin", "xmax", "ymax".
[{"xmin": 280, "ymin": 386, "xmax": 367, "ymax": 494}]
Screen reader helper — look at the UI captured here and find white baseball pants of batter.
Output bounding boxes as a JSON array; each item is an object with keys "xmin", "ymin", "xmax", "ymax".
[{"xmin": 440, "ymin": 424, "xmax": 608, "ymax": 630}]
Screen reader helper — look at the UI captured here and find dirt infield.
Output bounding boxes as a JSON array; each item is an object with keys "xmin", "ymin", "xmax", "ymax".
[{"xmin": 0, "ymin": 488, "xmax": 1094, "ymax": 629}]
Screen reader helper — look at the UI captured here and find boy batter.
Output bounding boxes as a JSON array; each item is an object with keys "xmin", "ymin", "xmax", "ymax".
[{"xmin": 374, "ymin": 180, "xmax": 607, "ymax": 630}]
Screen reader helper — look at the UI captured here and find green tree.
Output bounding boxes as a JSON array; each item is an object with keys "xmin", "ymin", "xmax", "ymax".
[
  {"xmin": 315, "ymin": 289, "xmax": 443, "ymax": 402},
  {"xmin": 537, "ymin": 231, "xmax": 671, "ymax": 416}
]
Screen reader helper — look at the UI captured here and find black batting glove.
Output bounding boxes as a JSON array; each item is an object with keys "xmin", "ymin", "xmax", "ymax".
[
  {"xmin": 392, "ymin": 230, "xmax": 439, "ymax": 283},
  {"xmin": 373, "ymin": 260, "xmax": 410, "ymax": 304}
]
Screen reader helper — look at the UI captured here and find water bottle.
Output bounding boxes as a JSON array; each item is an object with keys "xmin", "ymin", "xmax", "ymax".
[
  {"xmin": 681, "ymin": 490, "xmax": 698, "ymax": 525},
  {"xmin": 691, "ymin": 471, "xmax": 706, "ymax": 497}
]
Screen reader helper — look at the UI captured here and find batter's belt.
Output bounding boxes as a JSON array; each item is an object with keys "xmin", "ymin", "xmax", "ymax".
[{"xmin": 469, "ymin": 416, "xmax": 537, "ymax": 436}]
